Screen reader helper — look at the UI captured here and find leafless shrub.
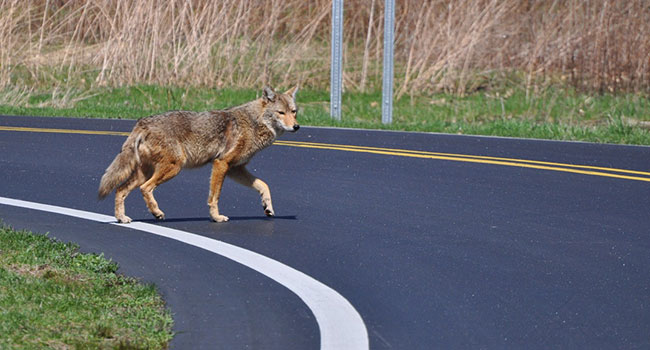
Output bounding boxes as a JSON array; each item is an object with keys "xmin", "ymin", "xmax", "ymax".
[{"xmin": 0, "ymin": 0, "xmax": 647, "ymax": 95}]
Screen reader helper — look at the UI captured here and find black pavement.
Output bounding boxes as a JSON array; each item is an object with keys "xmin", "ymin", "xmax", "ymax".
[{"xmin": 1, "ymin": 115, "xmax": 649, "ymax": 349}]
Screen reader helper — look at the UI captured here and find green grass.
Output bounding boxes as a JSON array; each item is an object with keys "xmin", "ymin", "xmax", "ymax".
[
  {"xmin": 1, "ymin": 85, "xmax": 649, "ymax": 145},
  {"xmin": 0, "ymin": 224, "xmax": 173, "ymax": 349}
]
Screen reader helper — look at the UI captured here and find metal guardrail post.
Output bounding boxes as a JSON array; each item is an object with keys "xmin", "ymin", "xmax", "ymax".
[
  {"xmin": 381, "ymin": 0, "xmax": 395, "ymax": 124},
  {"xmin": 330, "ymin": 0, "xmax": 344, "ymax": 121}
]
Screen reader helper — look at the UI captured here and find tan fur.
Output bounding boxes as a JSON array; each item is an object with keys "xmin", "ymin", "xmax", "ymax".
[{"xmin": 98, "ymin": 86, "xmax": 299, "ymax": 223}]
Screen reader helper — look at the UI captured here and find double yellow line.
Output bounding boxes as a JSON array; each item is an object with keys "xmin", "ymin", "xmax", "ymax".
[
  {"xmin": 0, "ymin": 125, "xmax": 129, "ymax": 137},
  {"xmin": 3, "ymin": 125, "xmax": 650, "ymax": 183},
  {"xmin": 274, "ymin": 140, "xmax": 650, "ymax": 182}
]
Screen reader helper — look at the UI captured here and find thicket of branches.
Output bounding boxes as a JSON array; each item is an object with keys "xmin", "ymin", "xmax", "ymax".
[{"xmin": 1, "ymin": 0, "xmax": 648, "ymax": 95}]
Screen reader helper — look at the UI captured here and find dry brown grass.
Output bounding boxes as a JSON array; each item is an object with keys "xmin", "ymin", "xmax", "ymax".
[{"xmin": 1, "ymin": 0, "xmax": 648, "ymax": 95}]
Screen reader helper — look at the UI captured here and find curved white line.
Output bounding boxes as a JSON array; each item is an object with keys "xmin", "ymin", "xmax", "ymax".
[{"xmin": 0, "ymin": 196, "xmax": 369, "ymax": 350}]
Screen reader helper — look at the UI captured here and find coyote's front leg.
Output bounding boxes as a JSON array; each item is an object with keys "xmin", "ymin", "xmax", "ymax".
[
  {"xmin": 227, "ymin": 165, "xmax": 274, "ymax": 217},
  {"xmin": 208, "ymin": 159, "xmax": 229, "ymax": 222}
]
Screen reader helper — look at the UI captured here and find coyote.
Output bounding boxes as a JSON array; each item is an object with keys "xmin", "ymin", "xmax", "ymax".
[{"xmin": 98, "ymin": 86, "xmax": 299, "ymax": 223}]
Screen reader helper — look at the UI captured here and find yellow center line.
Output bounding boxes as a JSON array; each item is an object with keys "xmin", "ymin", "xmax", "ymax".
[
  {"xmin": 3, "ymin": 125, "xmax": 650, "ymax": 182},
  {"xmin": 274, "ymin": 140, "xmax": 650, "ymax": 177},
  {"xmin": 0, "ymin": 125, "xmax": 129, "ymax": 136},
  {"xmin": 273, "ymin": 142, "xmax": 650, "ymax": 182}
]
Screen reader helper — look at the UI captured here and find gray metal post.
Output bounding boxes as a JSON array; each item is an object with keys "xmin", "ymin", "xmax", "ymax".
[
  {"xmin": 330, "ymin": 0, "xmax": 344, "ymax": 121},
  {"xmin": 381, "ymin": 0, "xmax": 395, "ymax": 124}
]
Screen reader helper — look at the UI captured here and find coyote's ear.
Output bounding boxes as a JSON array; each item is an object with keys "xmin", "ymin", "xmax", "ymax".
[
  {"xmin": 284, "ymin": 85, "xmax": 299, "ymax": 100},
  {"xmin": 263, "ymin": 86, "xmax": 276, "ymax": 103}
]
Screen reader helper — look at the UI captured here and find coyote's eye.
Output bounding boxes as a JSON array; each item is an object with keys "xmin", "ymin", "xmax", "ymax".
[
  {"xmin": 292, "ymin": 110, "xmax": 297, "ymax": 114},
  {"xmin": 277, "ymin": 111, "xmax": 285, "ymax": 115}
]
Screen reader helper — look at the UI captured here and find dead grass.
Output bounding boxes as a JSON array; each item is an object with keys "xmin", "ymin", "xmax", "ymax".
[{"xmin": 0, "ymin": 0, "xmax": 648, "ymax": 95}]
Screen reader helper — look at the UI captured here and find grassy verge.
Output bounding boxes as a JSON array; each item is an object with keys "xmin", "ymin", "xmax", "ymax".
[
  {"xmin": 0, "ymin": 85, "xmax": 649, "ymax": 145},
  {"xmin": 0, "ymin": 224, "xmax": 173, "ymax": 349}
]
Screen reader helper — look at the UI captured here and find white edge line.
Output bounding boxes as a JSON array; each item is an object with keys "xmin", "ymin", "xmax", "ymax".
[
  {"xmin": 299, "ymin": 125, "xmax": 650, "ymax": 148},
  {"xmin": 0, "ymin": 196, "xmax": 369, "ymax": 350},
  {"xmin": 7, "ymin": 114, "xmax": 648, "ymax": 149}
]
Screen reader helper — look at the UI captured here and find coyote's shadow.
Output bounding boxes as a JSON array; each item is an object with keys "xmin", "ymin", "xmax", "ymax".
[{"xmin": 136, "ymin": 215, "xmax": 297, "ymax": 224}]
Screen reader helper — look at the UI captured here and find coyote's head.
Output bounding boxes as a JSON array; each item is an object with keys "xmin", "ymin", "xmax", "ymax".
[{"xmin": 261, "ymin": 86, "xmax": 299, "ymax": 133}]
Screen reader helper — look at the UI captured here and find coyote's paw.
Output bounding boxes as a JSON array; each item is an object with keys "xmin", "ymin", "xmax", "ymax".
[
  {"xmin": 211, "ymin": 214, "xmax": 229, "ymax": 223},
  {"xmin": 151, "ymin": 210, "xmax": 165, "ymax": 220},
  {"xmin": 116, "ymin": 215, "xmax": 132, "ymax": 224},
  {"xmin": 262, "ymin": 200, "xmax": 274, "ymax": 217}
]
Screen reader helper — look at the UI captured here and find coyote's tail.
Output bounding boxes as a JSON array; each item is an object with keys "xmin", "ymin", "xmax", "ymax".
[{"xmin": 98, "ymin": 134, "xmax": 141, "ymax": 199}]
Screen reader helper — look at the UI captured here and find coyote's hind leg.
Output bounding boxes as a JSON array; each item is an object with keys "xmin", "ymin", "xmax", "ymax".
[
  {"xmin": 114, "ymin": 168, "xmax": 147, "ymax": 223},
  {"xmin": 140, "ymin": 162, "xmax": 182, "ymax": 220}
]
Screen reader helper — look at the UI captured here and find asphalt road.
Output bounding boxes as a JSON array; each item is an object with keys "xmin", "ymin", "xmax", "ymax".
[{"xmin": 1, "ymin": 115, "xmax": 649, "ymax": 349}]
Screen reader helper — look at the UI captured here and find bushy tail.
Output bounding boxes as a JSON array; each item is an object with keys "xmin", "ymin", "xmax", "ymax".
[{"xmin": 98, "ymin": 135, "xmax": 140, "ymax": 199}]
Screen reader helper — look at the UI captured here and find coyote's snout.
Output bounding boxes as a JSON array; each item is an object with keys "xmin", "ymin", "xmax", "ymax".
[{"xmin": 98, "ymin": 85, "xmax": 299, "ymax": 223}]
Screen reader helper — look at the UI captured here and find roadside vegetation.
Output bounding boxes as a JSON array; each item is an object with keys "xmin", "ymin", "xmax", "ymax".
[
  {"xmin": 0, "ymin": 224, "xmax": 173, "ymax": 349},
  {"xmin": 2, "ymin": 85, "xmax": 649, "ymax": 145},
  {"xmin": 0, "ymin": 0, "xmax": 648, "ymax": 144}
]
